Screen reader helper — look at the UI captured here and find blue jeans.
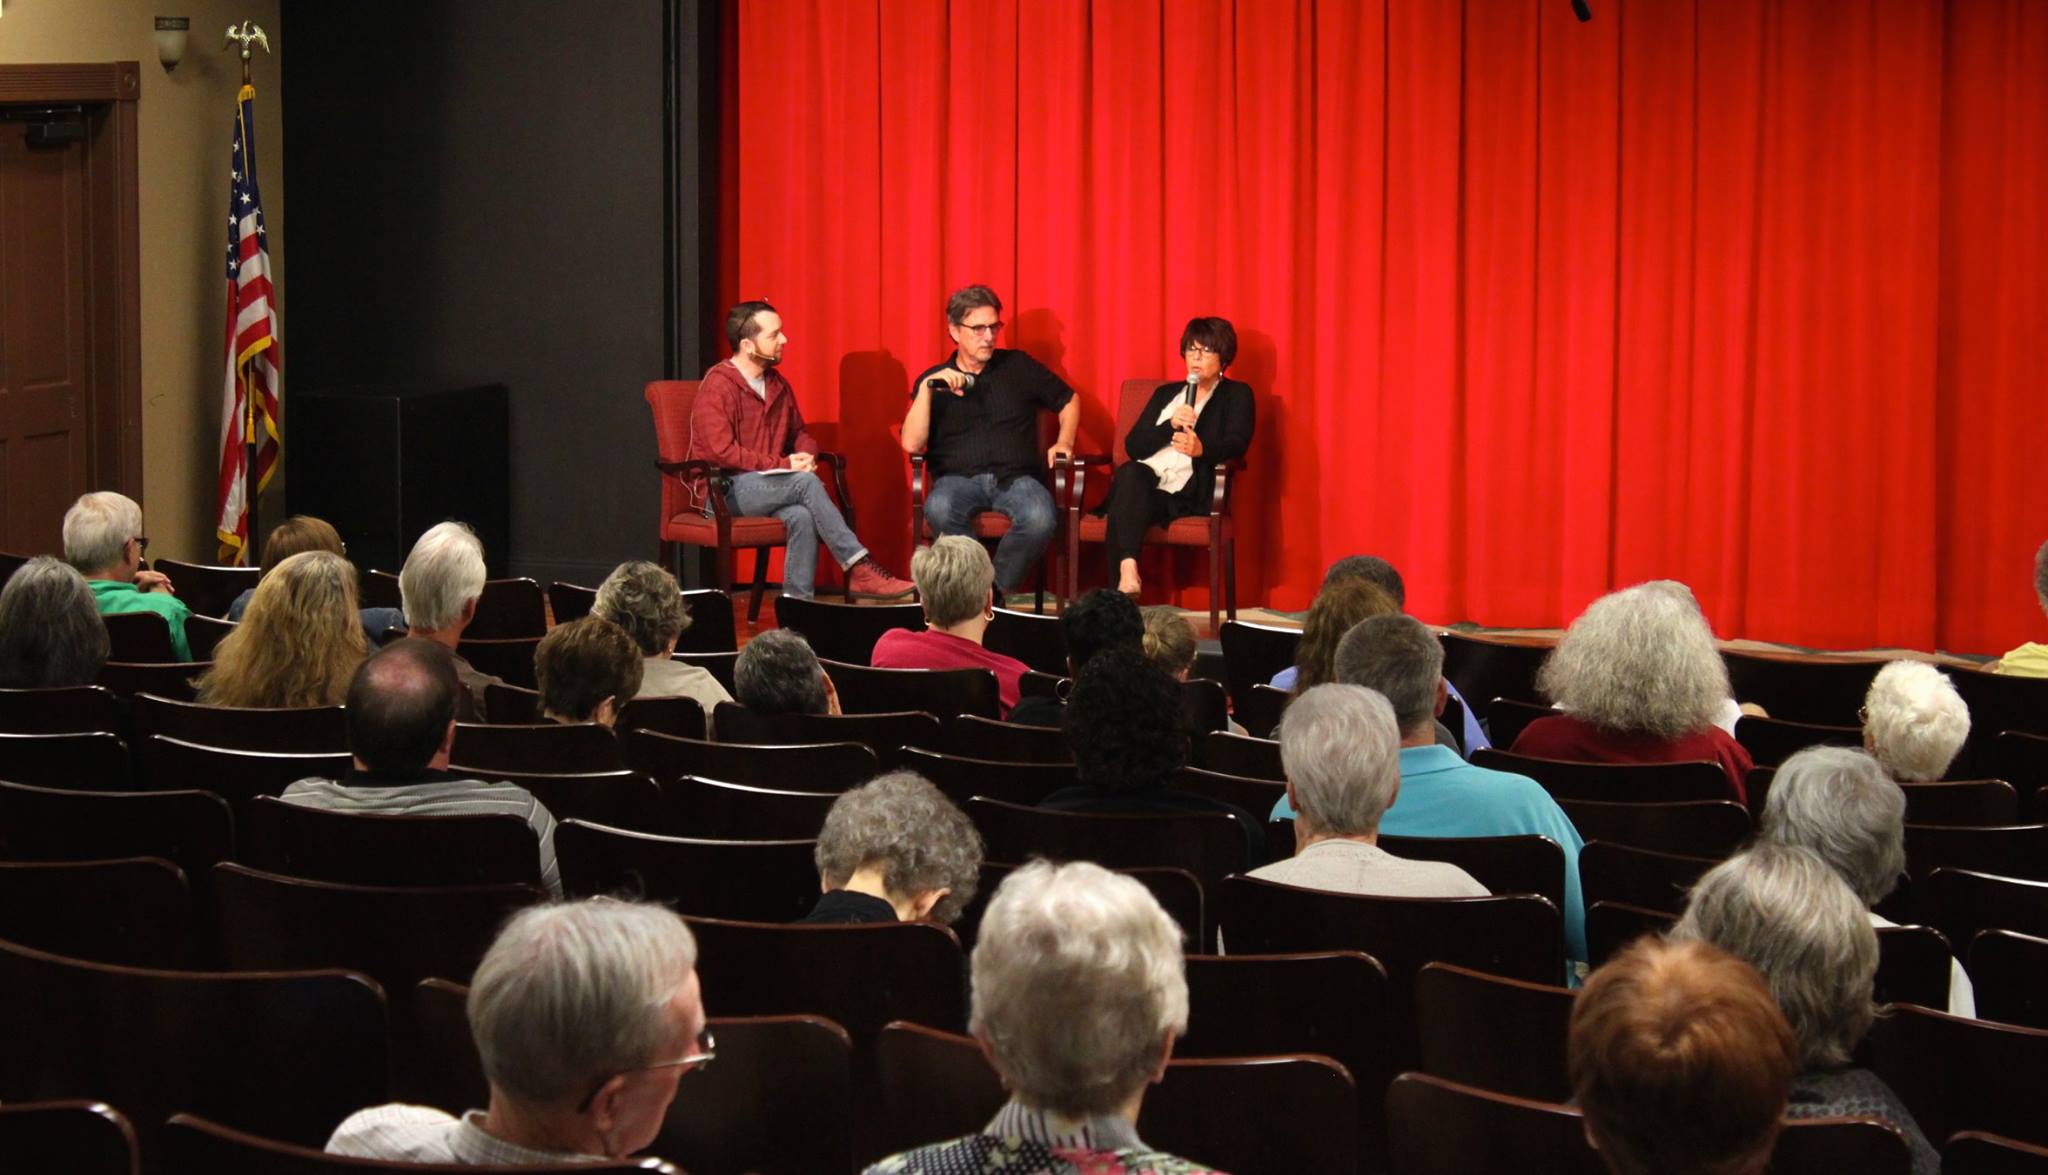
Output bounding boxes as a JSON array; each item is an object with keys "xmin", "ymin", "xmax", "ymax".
[
  {"xmin": 724, "ymin": 471, "xmax": 866, "ymax": 600},
  {"xmin": 924, "ymin": 472, "xmax": 1056, "ymax": 592}
]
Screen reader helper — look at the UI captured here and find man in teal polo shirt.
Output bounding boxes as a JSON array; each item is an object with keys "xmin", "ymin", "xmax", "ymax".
[
  {"xmin": 1272, "ymin": 612, "xmax": 1587, "ymax": 974},
  {"xmin": 63, "ymin": 490, "xmax": 191, "ymax": 662}
]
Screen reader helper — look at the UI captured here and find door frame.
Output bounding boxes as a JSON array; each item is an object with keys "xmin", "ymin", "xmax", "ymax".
[{"xmin": 0, "ymin": 62, "xmax": 143, "ymax": 500}]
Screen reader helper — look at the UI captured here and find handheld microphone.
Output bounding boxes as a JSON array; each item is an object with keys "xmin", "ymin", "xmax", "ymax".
[
  {"xmin": 927, "ymin": 373, "xmax": 976, "ymax": 393},
  {"xmin": 1183, "ymin": 373, "xmax": 1199, "ymax": 408}
]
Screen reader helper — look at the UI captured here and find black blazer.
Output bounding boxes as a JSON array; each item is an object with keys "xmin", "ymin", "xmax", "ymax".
[{"xmin": 1122, "ymin": 377, "xmax": 1256, "ymax": 511}]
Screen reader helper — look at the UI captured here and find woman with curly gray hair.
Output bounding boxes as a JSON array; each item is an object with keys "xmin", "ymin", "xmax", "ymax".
[
  {"xmin": 800, "ymin": 772, "xmax": 983, "ymax": 925},
  {"xmin": 1512, "ymin": 581, "xmax": 1754, "ymax": 803},
  {"xmin": 591, "ymin": 560, "xmax": 732, "ymax": 711}
]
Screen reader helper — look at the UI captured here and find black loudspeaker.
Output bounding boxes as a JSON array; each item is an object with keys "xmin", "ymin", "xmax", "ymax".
[{"xmin": 287, "ymin": 385, "xmax": 511, "ymax": 577}]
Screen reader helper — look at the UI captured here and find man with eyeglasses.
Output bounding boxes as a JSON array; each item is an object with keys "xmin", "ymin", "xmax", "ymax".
[
  {"xmin": 901, "ymin": 284, "xmax": 1078, "ymax": 596},
  {"xmin": 327, "ymin": 898, "xmax": 710, "ymax": 1164},
  {"xmin": 61, "ymin": 490, "xmax": 192, "ymax": 661}
]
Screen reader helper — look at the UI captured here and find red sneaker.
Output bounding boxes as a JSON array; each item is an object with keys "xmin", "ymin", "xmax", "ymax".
[{"xmin": 847, "ymin": 558, "xmax": 916, "ymax": 600}]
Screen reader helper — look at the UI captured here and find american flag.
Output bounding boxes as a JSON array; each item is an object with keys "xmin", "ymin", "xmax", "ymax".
[{"xmin": 213, "ymin": 82, "xmax": 282, "ymax": 564}]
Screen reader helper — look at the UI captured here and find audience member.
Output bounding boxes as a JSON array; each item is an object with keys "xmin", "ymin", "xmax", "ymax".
[
  {"xmin": 1993, "ymin": 539, "xmax": 2048, "ymax": 676},
  {"xmin": 591, "ymin": 560, "xmax": 732, "ymax": 711},
  {"xmin": 1270, "ymin": 615, "xmax": 1587, "ymax": 969},
  {"xmin": 398, "ymin": 521, "xmax": 501, "ymax": 720},
  {"xmin": 535, "ymin": 616, "xmax": 642, "ymax": 727},
  {"xmin": 1248, "ymin": 684, "xmax": 1486, "ymax": 898},
  {"xmin": 872, "ymin": 536, "xmax": 1029, "ymax": 717},
  {"xmin": 732, "ymin": 627, "xmax": 838, "ymax": 716},
  {"xmin": 194, "ymin": 551, "xmax": 368, "ymax": 708},
  {"xmin": 0, "ymin": 556, "xmax": 110, "ymax": 688},
  {"xmin": 1674, "ymin": 844, "xmax": 1938, "ymax": 1175},
  {"xmin": 802, "ymin": 772, "xmax": 984, "ymax": 925},
  {"xmin": 1860, "ymin": 660, "xmax": 1969, "ymax": 782},
  {"xmin": 1759, "ymin": 745, "xmax": 1974, "ymax": 1016},
  {"xmin": 863, "ymin": 860, "xmax": 1214, "ymax": 1175},
  {"xmin": 1513, "ymin": 582, "xmax": 1754, "ymax": 803},
  {"xmin": 1140, "ymin": 605, "xmax": 1247, "ymax": 736},
  {"xmin": 62, "ymin": 490, "xmax": 191, "ymax": 661},
  {"xmin": 328, "ymin": 898, "xmax": 705, "ymax": 1162},
  {"xmin": 1006, "ymin": 587, "xmax": 1145, "ymax": 728},
  {"xmin": 226, "ymin": 514, "xmax": 405, "ymax": 642},
  {"xmin": 280, "ymin": 639, "xmax": 561, "ymax": 894},
  {"xmin": 1569, "ymin": 937, "xmax": 1799, "ymax": 1175},
  {"xmin": 1279, "ymin": 577, "xmax": 1398, "ymax": 695}
]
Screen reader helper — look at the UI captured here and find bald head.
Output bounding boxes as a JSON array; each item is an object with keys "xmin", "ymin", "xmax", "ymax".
[{"xmin": 347, "ymin": 638, "xmax": 462, "ymax": 771}]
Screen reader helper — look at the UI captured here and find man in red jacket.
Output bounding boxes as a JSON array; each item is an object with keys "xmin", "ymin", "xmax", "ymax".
[{"xmin": 687, "ymin": 301, "xmax": 912, "ymax": 601}]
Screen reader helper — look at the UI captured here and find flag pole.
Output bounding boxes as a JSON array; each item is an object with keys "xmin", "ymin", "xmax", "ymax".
[{"xmin": 227, "ymin": 20, "xmax": 270, "ymax": 565}]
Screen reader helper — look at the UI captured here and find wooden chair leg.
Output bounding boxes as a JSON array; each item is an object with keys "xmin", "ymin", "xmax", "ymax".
[
  {"xmin": 747, "ymin": 548, "xmax": 770, "ymax": 622},
  {"xmin": 660, "ymin": 540, "xmax": 679, "ymax": 580},
  {"xmin": 1209, "ymin": 534, "xmax": 1223, "ymax": 632},
  {"xmin": 714, "ymin": 544, "xmax": 735, "ymax": 596},
  {"xmin": 1224, "ymin": 533, "xmax": 1238, "ymax": 621},
  {"xmin": 1033, "ymin": 559, "xmax": 1048, "ymax": 614}
]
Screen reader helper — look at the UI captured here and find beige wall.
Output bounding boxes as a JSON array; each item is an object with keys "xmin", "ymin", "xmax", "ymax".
[{"xmin": 1, "ymin": 0, "xmax": 283, "ymax": 564}]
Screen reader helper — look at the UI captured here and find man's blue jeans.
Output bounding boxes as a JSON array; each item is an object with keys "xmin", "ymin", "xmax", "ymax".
[
  {"xmin": 924, "ymin": 472, "xmax": 1056, "ymax": 592},
  {"xmin": 725, "ymin": 470, "xmax": 866, "ymax": 600}
]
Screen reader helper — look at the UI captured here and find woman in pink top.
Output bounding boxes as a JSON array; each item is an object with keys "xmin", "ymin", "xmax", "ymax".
[
  {"xmin": 1512, "ymin": 581, "xmax": 1754, "ymax": 803},
  {"xmin": 871, "ymin": 535, "xmax": 1028, "ymax": 716}
]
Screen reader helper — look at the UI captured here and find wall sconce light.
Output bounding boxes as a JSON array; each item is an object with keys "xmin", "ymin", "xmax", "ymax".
[{"xmin": 156, "ymin": 17, "xmax": 190, "ymax": 71}]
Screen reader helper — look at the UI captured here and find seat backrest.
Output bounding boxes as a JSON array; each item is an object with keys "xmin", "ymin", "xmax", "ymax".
[
  {"xmin": 241, "ymin": 796, "xmax": 542, "ymax": 887},
  {"xmin": 1584, "ymin": 900, "xmax": 1677, "ymax": 968},
  {"xmin": 1553, "ymin": 797, "xmax": 1751, "ymax": 859},
  {"xmin": 873, "ymin": 1021, "xmax": 1007, "ymax": 1159},
  {"xmin": 161, "ymin": 1113, "xmax": 675, "ymax": 1173},
  {"xmin": 0, "ymin": 780, "xmax": 232, "ymax": 882},
  {"xmin": 154, "ymin": 559, "xmax": 262, "ymax": 620},
  {"xmin": 140, "ymin": 736, "xmax": 353, "ymax": 814},
  {"xmin": 0, "ymin": 685, "xmax": 123, "ymax": 735},
  {"xmin": 1992, "ymin": 730, "xmax": 2048, "ymax": 801},
  {"xmin": 823, "ymin": 659, "xmax": 1000, "ymax": 720},
  {"xmin": 672, "ymin": 649, "xmax": 739, "ymax": 692},
  {"xmin": 944, "ymin": 712, "xmax": 1072, "ymax": 763},
  {"xmin": 624, "ymin": 727, "xmax": 878, "ymax": 790},
  {"xmin": 546, "ymin": 581, "xmax": 597, "ymax": 624},
  {"xmin": 450, "ymin": 721, "xmax": 623, "ymax": 774},
  {"xmin": 1578, "ymin": 840, "xmax": 1716, "ymax": 915},
  {"xmin": 1378, "ymin": 834, "xmax": 1568, "ymax": 913},
  {"xmin": 1172, "ymin": 766, "xmax": 1287, "ymax": 825},
  {"xmin": 103, "ymin": 611, "xmax": 178, "ymax": 662},
  {"xmin": 1734, "ymin": 714, "xmax": 1864, "ymax": 767},
  {"xmin": 1943, "ymin": 1131, "xmax": 2048, "ymax": 1175},
  {"xmin": 967, "ymin": 797, "xmax": 1252, "ymax": 887},
  {"xmin": 675, "ymin": 590, "xmax": 738, "ymax": 653},
  {"xmin": 131, "ymin": 693, "xmax": 348, "ymax": 753},
  {"xmin": 1947, "ymin": 669, "xmax": 2048, "ymax": 779},
  {"xmin": 1472, "ymin": 748, "xmax": 1732, "ymax": 802},
  {"xmin": 982, "ymin": 607, "xmax": 1068, "ymax": 675},
  {"xmin": 1236, "ymin": 682, "xmax": 1291, "ymax": 740},
  {"xmin": 1900, "ymin": 779, "xmax": 2021, "ymax": 826},
  {"xmin": 1874, "ymin": 923, "xmax": 1957, "ymax": 1010},
  {"xmin": 0, "ymin": 857, "xmax": 191, "ymax": 968},
  {"xmin": 1484, "ymin": 697, "xmax": 1555, "ymax": 752},
  {"xmin": 184, "ymin": 614, "xmax": 238, "ymax": 661},
  {"xmin": 96, "ymin": 660, "xmax": 206, "ymax": 701},
  {"xmin": 954, "ymin": 861, "xmax": 1206, "ymax": 953},
  {"xmin": 776, "ymin": 598, "xmax": 926, "ymax": 666},
  {"xmin": 1928, "ymin": 867, "xmax": 2048, "ymax": 947},
  {"xmin": 687, "ymin": 917, "xmax": 966, "ymax": 1042},
  {"xmin": 1439, "ymin": 634, "xmax": 1554, "ymax": 720},
  {"xmin": 0, "ymin": 937, "xmax": 388, "ymax": 1156},
  {"xmin": 478, "ymin": 768, "xmax": 661, "ymax": 831},
  {"xmin": 898, "ymin": 746, "xmax": 1074, "ymax": 807},
  {"xmin": 464, "ymin": 577, "xmax": 546, "ymax": 639},
  {"xmin": 402, "ymin": 977, "xmax": 487, "ymax": 1111},
  {"xmin": 0, "ymin": 729, "xmax": 130, "ymax": 789},
  {"xmin": 1969, "ymin": 929, "xmax": 2048, "ymax": 1030},
  {"xmin": 0, "ymin": 1100, "xmax": 139, "ymax": 1175},
  {"xmin": 483, "ymin": 680, "xmax": 540, "ymax": 723},
  {"xmin": 617, "ymin": 694, "xmax": 708, "ymax": 742},
  {"xmin": 1414, "ymin": 962, "xmax": 1574, "ymax": 1103},
  {"xmin": 1179, "ymin": 678, "xmax": 1229, "ymax": 734},
  {"xmin": 712, "ymin": 704, "xmax": 943, "ymax": 768},
  {"xmin": 554, "ymin": 819, "xmax": 818, "ymax": 920},
  {"xmin": 1721, "ymin": 650, "xmax": 1884, "ymax": 726},
  {"xmin": 1217, "ymin": 621, "xmax": 1300, "ymax": 713},
  {"xmin": 662, "ymin": 774, "xmax": 839, "ymax": 840},
  {"xmin": 651, "ymin": 1014, "xmax": 854, "ymax": 1175},
  {"xmin": 1904, "ymin": 822, "xmax": 2048, "ymax": 883},
  {"xmin": 1198, "ymin": 729, "xmax": 1284, "ymax": 780},
  {"xmin": 454, "ymin": 636, "xmax": 543, "ymax": 689},
  {"xmin": 1863, "ymin": 1002, "xmax": 2048, "ymax": 1148},
  {"xmin": 358, "ymin": 569, "xmax": 402, "ymax": 611}
]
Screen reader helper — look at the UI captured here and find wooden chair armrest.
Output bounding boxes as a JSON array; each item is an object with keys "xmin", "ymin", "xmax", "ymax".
[
  {"xmin": 1208, "ymin": 460, "xmax": 1247, "ymax": 516},
  {"xmin": 654, "ymin": 458, "xmax": 724, "ymax": 480},
  {"xmin": 811, "ymin": 451, "xmax": 856, "ymax": 529}
]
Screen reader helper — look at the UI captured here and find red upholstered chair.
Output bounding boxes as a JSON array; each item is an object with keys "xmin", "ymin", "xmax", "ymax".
[
  {"xmin": 646, "ymin": 379, "xmax": 856, "ymax": 621},
  {"xmin": 1064, "ymin": 379, "xmax": 1243, "ymax": 627}
]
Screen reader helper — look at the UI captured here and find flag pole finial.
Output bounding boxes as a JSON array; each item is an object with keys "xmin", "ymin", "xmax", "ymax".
[{"xmin": 223, "ymin": 21, "xmax": 270, "ymax": 86}]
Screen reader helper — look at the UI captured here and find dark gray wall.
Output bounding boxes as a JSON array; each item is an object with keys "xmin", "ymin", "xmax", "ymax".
[{"xmin": 282, "ymin": 0, "xmax": 717, "ymax": 585}]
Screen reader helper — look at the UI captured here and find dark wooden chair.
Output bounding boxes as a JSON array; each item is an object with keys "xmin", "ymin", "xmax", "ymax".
[
  {"xmin": 0, "ymin": 685, "xmax": 123, "ymax": 735},
  {"xmin": 1414, "ymin": 962, "xmax": 1574, "ymax": 1103},
  {"xmin": 0, "ymin": 730, "xmax": 130, "ymax": 789},
  {"xmin": 898, "ymin": 746, "xmax": 1074, "ymax": 807},
  {"xmin": 397, "ymin": 976, "xmax": 486, "ymax": 1111},
  {"xmin": 461, "ymin": 767, "xmax": 661, "ymax": 832},
  {"xmin": 1578, "ymin": 840, "xmax": 1716, "ymax": 915},
  {"xmin": 359, "ymin": 569, "xmax": 402, "ymax": 610},
  {"xmin": 213, "ymin": 863, "xmax": 542, "ymax": 996},
  {"xmin": 0, "ymin": 780, "xmax": 232, "ymax": 883},
  {"xmin": 822, "ymin": 659, "xmax": 1001, "ymax": 720},
  {"xmin": 677, "ymin": 589, "xmax": 739, "ymax": 654},
  {"xmin": 1993, "ymin": 730, "xmax": 2048, "ymax": 804},
  {"xmin": 776, "ymin": 597, "xmax": 925, "ymax": 666},
  {"xmin": 1017, "ymin": 668, "xmax": 1067, "ymax": 701},
  {"xmin": 0, "ymin": 857, "xmax": 191, "ymax": 968},
  {"xmin": 455, "ymin": 636, "xmax": 543, "ymax": 689},
  {"xmin": 554, "ymin": 819, "xmax": 818, "ymax": 921},
  {"xmin": 156, "ymin": 559, "xmax": 262, "ymax": 619},
  {"xmin": 240, "ymin": 796, "xmax": 542, "ymax": 887},
  {"xmin": 712, "ymin": 704, "xmax": 942, "ymax": 769},
  {"xmin": 1946, "ymin": 1132, "xmax": 2048, "ymax": 1175},
  {"xmin": 1584, "ymin": 900, "xmax": 1676, "ymax": 967},
  {"xmin": 1722, "ymin": 649, "xmax": 1884, "ymax": 726},
  {"xmin": 624, "ymin": 728, "xmax": 878, "ymax": 790},
  {"xmin": 1950, "ymin": 670, "xmax": 2048, "ymax": 780},
  {"xmin": 1440, "ymin": 633, "xmax": 1554, "ymax": 723},
  {"xmin": 673, "ymin": 649, "xmax": 739, "ymax": 693},
  {"xmin": 1218, "ymin": 620, "xmax": 1300, "ymax": 715},
  {"xmin": 103, "ymin": 611, "xmax": 179, "ymax": 661},
  {"xmin": 161, "ymin": 1114, "xmax": 675, "ymax": 1173},
  {"xmin": 1236, "ymin": 682, "xmax": 1291, "ymax": 740},
  {"xmin": 1379, "ymin": 834, "xmax": 1569, "ymax": 913},
  {"xmin": 0, "ymin": 1100, "xmax": 138, "ymax": 1175},
  {"xmin": 1485, "ymin": 697, "xmax": 1555, "ymax": 752},
  {"xmin": 546, "ymin": 580, "xmax": 597, "ymax": 624},
  {"xmin": 687, "ymin": 918, "xmax": 967, "ymax": 1041},
  {"xmin": 649, "ymin": 381, "xmax": 862, "ymax": 620},
  {"xmin": 1927, "ymin": 867, "xmax": 2048, "ymax": 947},
  {"xmin": 450, "ymin": 721, "xmax": 623, "ymax": 774},
  {"xmin": 131, "ymin": 692, "xmax": 347, "ymax": 753},
  {"xmin": 1179, "ymin": 677, "xmax": 1229, "ymax": 734},
  {"xmin": 1904, "ymin": 822, "xmax": 2048, "ymax": 883},
  {"xmin": 944, "ymin": 712, "xmax": 1072, "ymax": 763},
  {"xmin": 1198, "ymin": 729, "xmax": 1284, "ymax": 780},
  {"xmin": 1472, "ymin": 748, "xmax": 1733, "ymax": 803},
  {"xmin": 0, "ymin": 937, "xmax": 388, "ymax": 1155},
  {"xmin": 982, "ymin": 607, "xmax": 1068, "ymax": 674},
  {"xmin": 1900, "ymin": 779, "xmax": 2021, "ymax": 826},
  {"xmin": 618, "ymin": 694, "xmax": 708, "ymax": 741},
  {"xmin": 96, "ymin": 660, "xmax": 206, "ymax": 702},
  {"xmin": 483, "ymin": 680, "xmax": 541, "ymax": 724},
  {"xmin": 138, "ymin": 736, "xmax": 352, "ymax": 813},
  {"xmin": 1553, "ymin": 797, "xmax": 1751, "ymax": 859},
  {"xmin": 1969, "ymin": 929, "xmax": 2048, "ymax": 1030},
  {"xmin": 1734, "ymin": 714, "xmax": 1863, "ymax": 767},
  {"xmin": 661, "ymin": 775, "xmax": 839, "ymax": 840},
  {"xmin": 967, "ymin": 797, "xmax": 1253, "ymax": 889},
  {"xmin": 1172, "ymin": 765, "xmax": 1287, "ymax": 825},
  {"xmin": 1874, "ymin": 923, "xmax": 1957, "ymax": 1010},
  {"xmin": 1863, "ymin": 1002, "xmax": 2048, "ymax": 1149},
  {"xmin": 954, "ymin": 861, "xmax": 1207, "ymax": 953},
  {"xmin": 183, "ymin": 614, "xmax": 238, "ymax": 660},
  {"xmin": 648, "ymin": 1014, "xmax": 855, "ymax": 1175},
  {"xmin": 873, "ymin": 1020, "xmax": 1007, "ymax": 1159},
  {"xmin": 463, "ymin": 577, "xmax": 546, "ymax": 639}
]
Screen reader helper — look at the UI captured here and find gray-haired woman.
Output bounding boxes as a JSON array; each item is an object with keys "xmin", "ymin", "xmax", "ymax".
[{"xmin": 801, "ymin": 772, "xmax": 983, "ymax": 925}]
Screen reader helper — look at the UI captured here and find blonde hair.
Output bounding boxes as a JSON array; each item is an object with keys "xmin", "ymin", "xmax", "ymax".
[
  {"xmin": 1139, "ymin": 607, "xmax": 1197, "ymax": 679},
  {"xmin": 196, "ymin": 551, "xmax": 368, "ymax": 707},
  {"xmin": 260, "ymin": 516, "xmax": 345, "ymax": 577},
  {"xmin": 912, "ymin": 536, "xmax": 994, "ymax": 628}
]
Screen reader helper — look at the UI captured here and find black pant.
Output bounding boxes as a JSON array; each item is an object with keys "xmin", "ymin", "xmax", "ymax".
[{"xmin": 1103, "ymin": 461, "xmax": 1179, "ymax": 576}]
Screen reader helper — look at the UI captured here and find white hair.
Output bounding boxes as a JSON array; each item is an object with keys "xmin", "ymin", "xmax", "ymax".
[
  {"xmin": 61, "ymin": 491, "xmax": 142, "ymax": 575},
  {"xmin": 1538, "ymin": 581, "xmax": 1730, "ymax": 739},
  {"xmin": 398, "ymin": 521, "xmax": 487, "ymax": 632},
  {"xmin": 912, "ymin": 536, "xmax": 993, "ymax": 628},
  {"xmin": 969, "ymin": 860, "xmax": 1188, "ymax": 1116},
  {"xmin": 1759, "ymin": 746, "xmax": 1905, "ymax": 905},
  {"xmin": 1278, "ymin": 683, "xmax": 1402, "ymax": 837},
  {"xmin": 1861, "ymin": 660, "xmax": 1970, "ymax": 782},
  {"xmin": 467, "ymin": 899, "xmax": 699, "ymax": 1108}
]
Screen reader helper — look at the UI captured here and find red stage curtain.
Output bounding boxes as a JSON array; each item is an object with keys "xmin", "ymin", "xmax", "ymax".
[{"xmin": 723, "ymin": 0, "xmax": 2048, "ymax": 654}]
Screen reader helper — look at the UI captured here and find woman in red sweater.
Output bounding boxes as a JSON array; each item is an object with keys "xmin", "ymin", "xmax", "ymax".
[{"xmin": 871, "ymin": 535, "xmax": 1029, "ymax": 716}]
